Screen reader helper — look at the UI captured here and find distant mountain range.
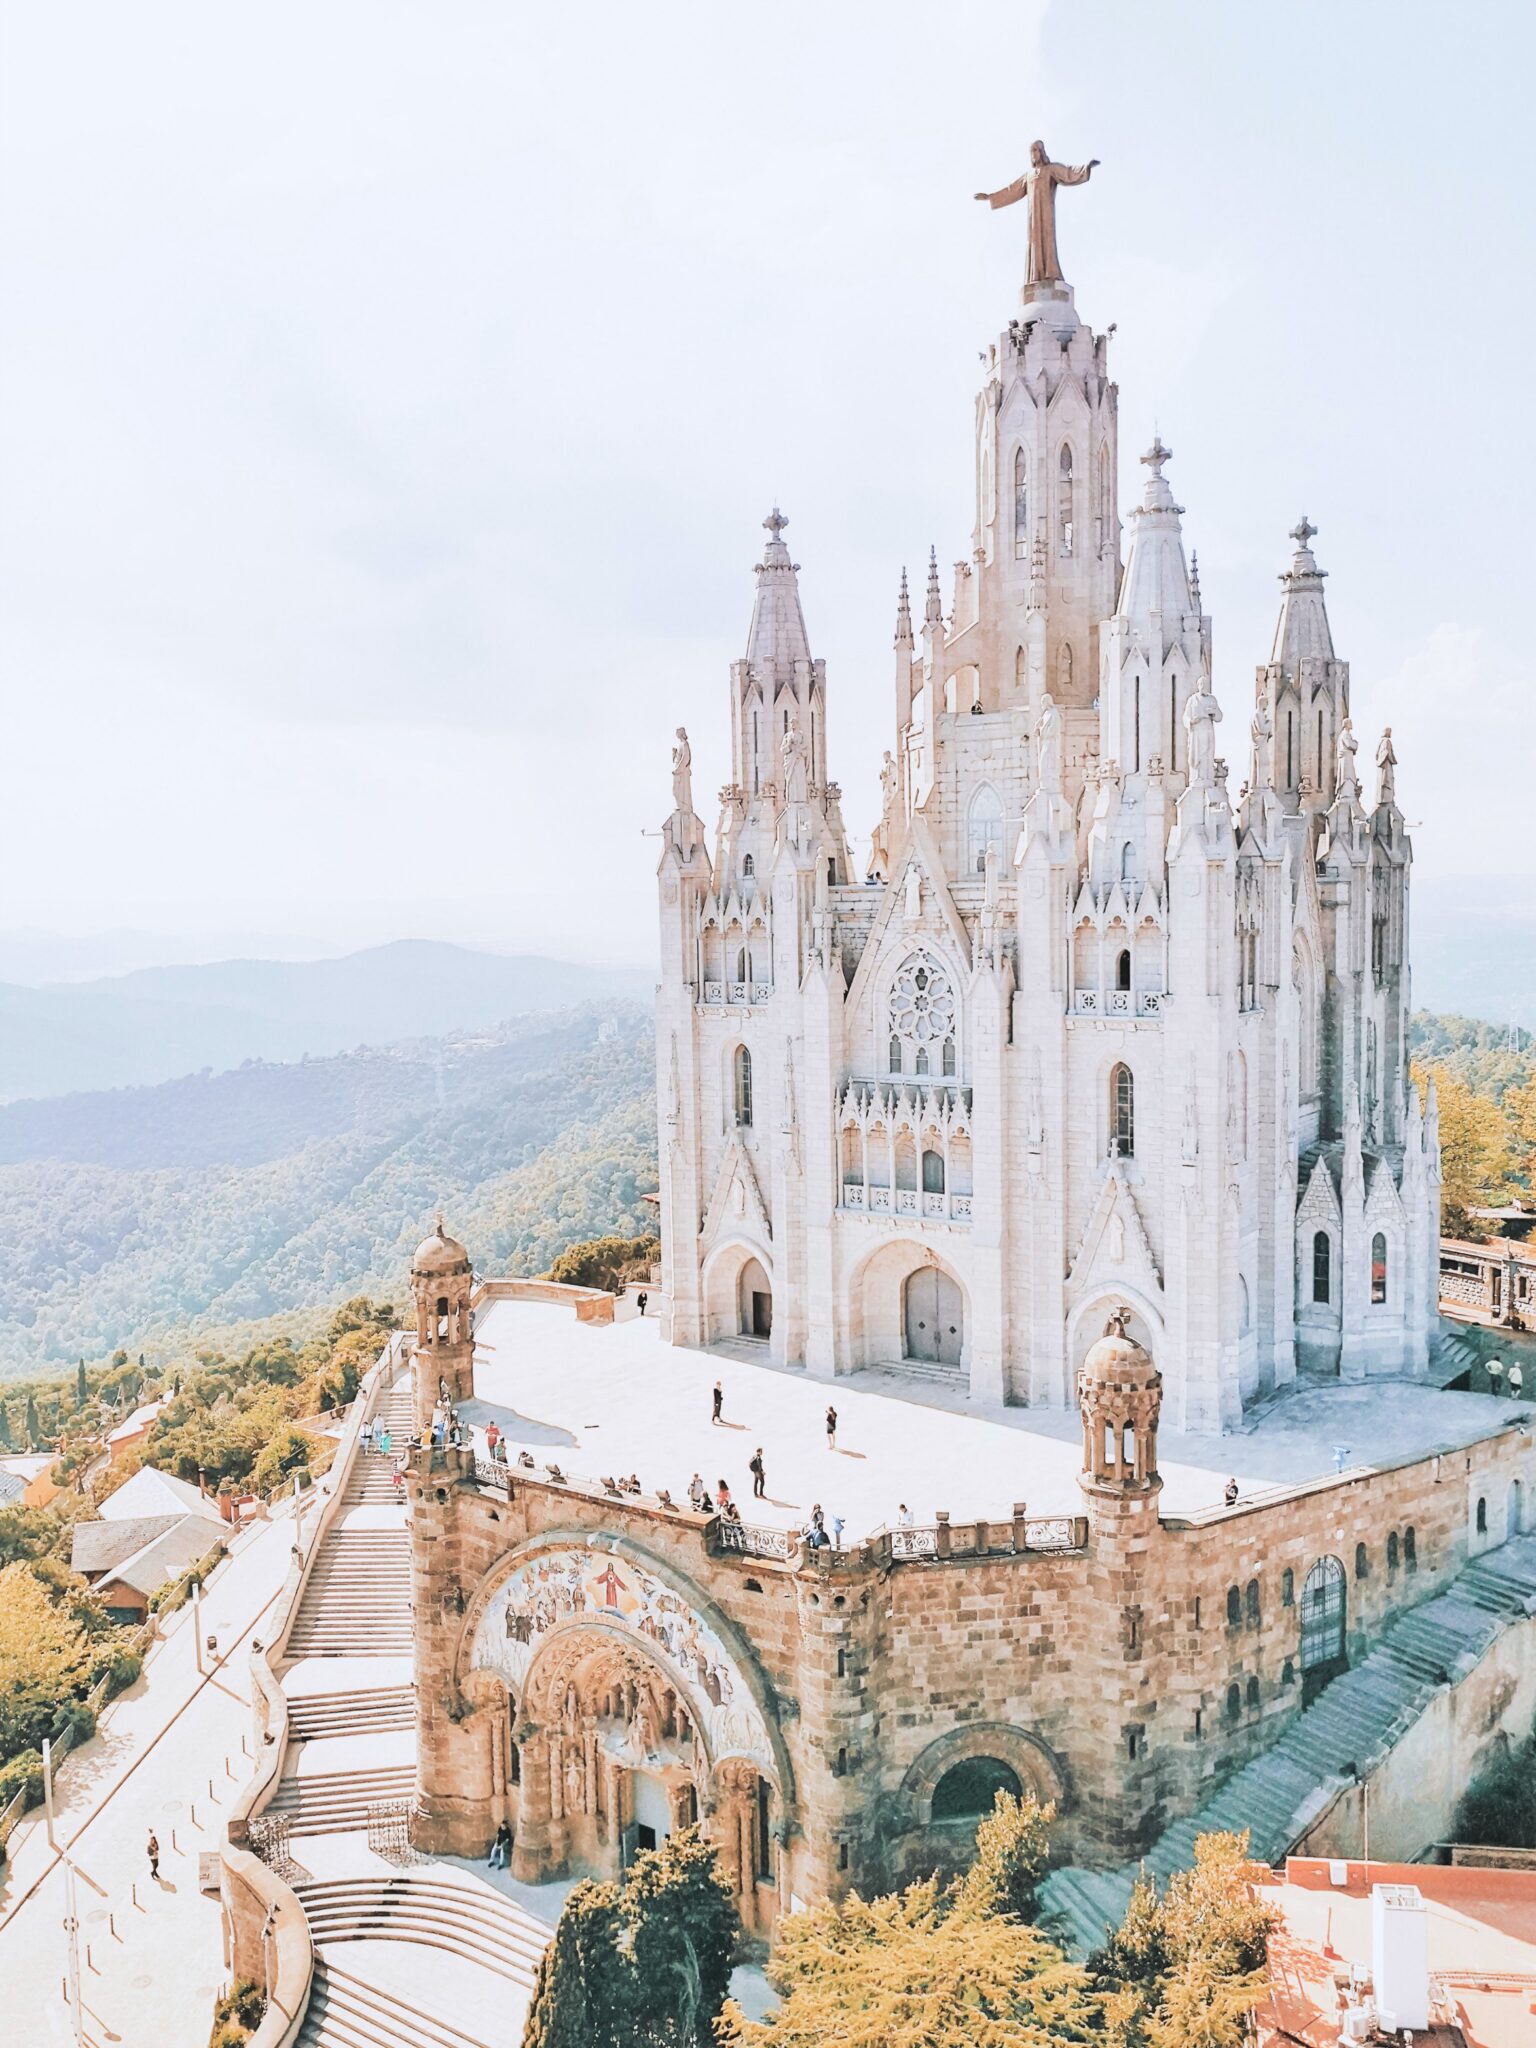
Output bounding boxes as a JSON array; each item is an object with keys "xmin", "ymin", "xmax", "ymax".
[
  {"xmin": 0, "ymin": 1004, "xmax": 658, "ymax": 1380},
  {"xmin": 0, "ymin": 941, "xmax": 655, "ymax": 1102}
]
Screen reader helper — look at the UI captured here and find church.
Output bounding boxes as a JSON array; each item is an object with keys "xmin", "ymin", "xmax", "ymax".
[{"xmin": 654, "ymin": 147, "xmax": 1438, "ymax": 1431}]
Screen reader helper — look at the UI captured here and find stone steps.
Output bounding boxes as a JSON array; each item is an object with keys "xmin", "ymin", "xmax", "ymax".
[
  {"xmin": 1039, "ymin": 1532, "xmax": 1536, "ymax": 1957},
  {"xmin": 268, "ymin": 1766, "xmax": 416, "ymax": 1835},
  {"xmin": 297, "ymin": 1875, "xmax": 548, "ymax": 1988},
  {"xmin": 287, "ymin": 1687, "xmax": 415, "ymax": 1741},
  {"xmin": 297, "ymin": 1959, "xmax": 497, "ymax": 2048}
]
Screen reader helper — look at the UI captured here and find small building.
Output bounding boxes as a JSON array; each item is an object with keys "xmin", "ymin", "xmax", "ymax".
[
  {"xmin": 1256, "ymin": 1856, "xmax": 1536, "ymax": 2047},
  {"xmin": 73, "ymin": 1463, "xmax": 227, "ymax": 1622},
  {"xmin": 105, "ymin": 1395, "xmax": 171, "ymax": 1467}
]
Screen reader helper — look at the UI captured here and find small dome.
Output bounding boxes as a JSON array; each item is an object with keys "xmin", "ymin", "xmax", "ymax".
[
  {"xmin": 1082, "ymin": 1306, "xmax": 1158, "ymax": 1389},
  {"xmin": 412, "ymin": 1216, "xmax": 471, "ymax": 1279}
]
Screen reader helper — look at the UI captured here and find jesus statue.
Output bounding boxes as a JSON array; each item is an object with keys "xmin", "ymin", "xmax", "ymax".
[{"xmin": 976, "ymin": 141, "xmax": 1099, "ymax": 286}]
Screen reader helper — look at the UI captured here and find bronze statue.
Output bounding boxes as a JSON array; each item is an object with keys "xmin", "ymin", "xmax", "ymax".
[{"xmin": 976, "ymin": 141, "xmax": 1099, "ymax": 286}]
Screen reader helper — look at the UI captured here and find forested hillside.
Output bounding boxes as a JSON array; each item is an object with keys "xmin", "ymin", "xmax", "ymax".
[{"xmin": 0, "ymin": 1005, "xmax": 657, "ymax": 1380}]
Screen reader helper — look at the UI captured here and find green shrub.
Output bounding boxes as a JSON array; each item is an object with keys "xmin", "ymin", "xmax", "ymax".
[
  {"xmin": 0, "ymin": 1749, "xmax": 45, "ymax": 1811},
  {"xmin": 543, "ymin": 1233, "xmax": 659, "ymax": 1292}
]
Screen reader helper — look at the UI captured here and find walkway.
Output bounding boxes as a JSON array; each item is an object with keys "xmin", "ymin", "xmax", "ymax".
[
  {"xmin": 1040, "ymin": 1531, "xmax": 1536, "ymax": 1956},
  {"xmin": 0, "ymin": 1507, "xmax": 295, "ymax": 2046}
]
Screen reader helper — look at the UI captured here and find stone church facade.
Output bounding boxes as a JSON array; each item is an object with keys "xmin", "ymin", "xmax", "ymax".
[{"xmin": 653, "ymin": 221, "xmax": 1438, "ymax": 1431}]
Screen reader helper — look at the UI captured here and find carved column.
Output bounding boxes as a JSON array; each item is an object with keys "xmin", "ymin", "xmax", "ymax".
[{"xmin": 511, "ymin": 1729, "xmax": 554, "ymax": 1883}]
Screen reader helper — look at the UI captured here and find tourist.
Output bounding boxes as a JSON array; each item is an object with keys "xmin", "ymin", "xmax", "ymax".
[
  {"xmin": 1224, "ymin": 1477, "xmax": 1239, "ymax": 1506},
  {"xmin": 360, "ymin": 1418, "xmax": 374, "ymax": 1453},
  {"xmin": 712, "ymin": 1381, "xmax": 724, "ymax": 1424},
  {"xmin": 898, "ymin": 1503, "xmax": 914, "ymax": 1528},
  {"xmin": 391, "ymin": 1460, "xmax": 405, "ymax": 1498},
  {"xmin": 699, "ymin": 1487, "xmax": 715, "ymax": 1513},
  {"xmin": 637, "ymin": 1290, "xmax": 649, "ymax": 1318},
  {"xmin": 825, "ymin": 1404, "xmax": 838, "ymax": 1451},
  {"xmin": 749, "ymin": 1448, "xmax": 766, "ymax": 1498},
  {"xmin": 807, "ymin": 1503, "xmax": 827, "ymax": 1548},
  {"xmin": 486, "ymin": 1422, "xmax": 501, "ymax": 1459},
  {"xmin": 376, "ymin": 1427, "xmax": 391, "ymax": 1458},
  {"xmin": 723, "ymin": 1500, "xmax": 742, "ymax": 1524},
  {"xmin": 1510, "ymin": 1362, "xmax": 1526, "ymax": 1400},
  {"xmin": 488, "ymin": 1820, "xmax": 511, "ymax": 1870},
  {"xmin": 494, "ymin": 1435, "xmax": 508, "ymax": 1465},
  {"xmin": 147, "ymin": 1830, "xmax": 160, "ymax": 1880},
  {"xmin": 687, "ymin": 1472, "xmax": 705, "ymax": 1510},
  {"xmin": 832, "ymin": 1514, "xmax": 845, "ymax": 1551},
  {"xmin": 517, "ymin": 1449, "xmax": 535, "ymax": 1470},
  {"xmin": 717, "ymin": 1479, "xmax": 732, "ymax": 1512}
]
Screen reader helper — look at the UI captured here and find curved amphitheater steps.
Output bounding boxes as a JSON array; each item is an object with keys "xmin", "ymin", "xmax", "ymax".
[
  {"xmin": 1041, "ymin": 1532, "xmax": 1536, "ymax": 1956},
  {"xmin": 297, "ymin": 1872, "xmax": 546, "ymax": 1990},
  {"xmin": 297, "ymin": 1957, "xmax": 498, "ymax": 2048}
]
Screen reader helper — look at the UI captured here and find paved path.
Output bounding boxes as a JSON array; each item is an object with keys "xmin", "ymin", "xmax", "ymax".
[
  {"xmin": 0, "ymin": 1506, "xmax": 296, "ymax": 2045},
  {"xmin": 464, "ymin": 1301, "xmax": 1518, "ymax": 1540}
]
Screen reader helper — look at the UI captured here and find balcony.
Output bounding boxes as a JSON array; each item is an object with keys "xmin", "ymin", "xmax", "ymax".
[
  {"xmin": 1072, "ymin": 988, "xmax": 1166, "ymax": 1018},
  {"xmin": 840, "ymin": 1185, "xmax": 972, "ymax": 1226},
  {"xmin": 701, "ymin": 980, "xmax": 774, "ymax": 1007}
]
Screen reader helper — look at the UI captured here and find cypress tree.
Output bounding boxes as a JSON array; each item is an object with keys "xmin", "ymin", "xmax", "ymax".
[
  {"xmin": 24, "ymin": 1394, "xmax": 41, "ymax": 1450},
  {"xmin": 76, "ymin": 1359, "xmax": 88, "ymax": 1409},
  {"xmin": 0, "ymin": 1403, "xmax": 11, "ymax": 1450},
  {"xmin": 522, "ymin": 1878, "xmax": 630, "ymax": 2048},
  {"xmin": 625, "ymin": 1826, "xmax": 740, "ymax": 2047}
]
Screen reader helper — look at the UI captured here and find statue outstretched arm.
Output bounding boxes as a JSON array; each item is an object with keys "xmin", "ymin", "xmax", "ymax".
[
  {"xmin": 975, "ymin": 176, "xmax": 1027, "ymax": 209},
  {"xmin": 1051, "ymin": 159, "xmax": 1100, "ymax": 188}
]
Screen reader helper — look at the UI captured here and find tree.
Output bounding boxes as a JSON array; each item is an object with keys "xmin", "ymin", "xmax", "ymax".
[
  {"xmin": 954, "ymin": 1790, "xmax": 1054, "ymax": 1926},
  {"xmin": 1414, "ymin": 1062, "xmax": 1512, "ymax": 1236},
  {"xmin": 0, "ymin": 1562, "xmax": 97, "ymax": 1760},
  {"xmin": 1088, "ymin": 1833, "xmax": 1276, "ymax": 2048},
  {"xmin": 0, "ymin": 1404, "xmax": 10, "ymax": 1451},
  {"xmin": 1506, "ymin": 1075, "xmax": 1536, "ymax": 1195},
  {"xmin": 75, "ymin": 1360, "xmax": 88, "ymax": 1409},
  {"xmin": 625, "ymin": 1827, "xmax": 740, "ymax": 2046},
  {"xmin": 1455, "ymin": 1720, "xmax": 1536, "ymax": 1847},
  {"xmin": 522, "ymin": 1878, "xmax": 631, "ymax": 2048},
  {"xmin": 23, "ymin": 1396, "xmax": 40, "ymax": 1451},
  {"xmin": 720, "ymin": 1876, "xmax": 1100, "ymax": 2048}
]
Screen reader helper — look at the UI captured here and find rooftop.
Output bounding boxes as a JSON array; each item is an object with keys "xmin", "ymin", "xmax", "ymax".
[
  {"xmin": 98, "ymin": 1463, "xmax": 224, "ymax": 1524},
  {"xmin": 461, "ymin": 1299, "xmax": 1524, "ymax": 1539},
  {"xmin": 1258, "ymin": 1857, "xmax": 1536, "ymax": 2048}
]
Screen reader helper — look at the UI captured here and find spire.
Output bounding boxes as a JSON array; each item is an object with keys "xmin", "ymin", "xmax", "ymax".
[
  {"xmin": 1189, "ymin": 549, "xmax": 1201, "ymax": 614},
  {"xmin": 1115, "ymin": 437, "xmax": 1193, "ymax": 624},
  {"xmin": 894, "ymin": 567, "xmax": 912, "ymax": 647},
  {"xmin": 1270, "ymin": 515, "xmax": 1335, "ymax": 665},
  {"xmin": 745, "ymin": 506, "xmax": 812, "ymax": 680},
  {"xmin": 924, "ymin": 545, "xmax": 943, "ymax": 629}
]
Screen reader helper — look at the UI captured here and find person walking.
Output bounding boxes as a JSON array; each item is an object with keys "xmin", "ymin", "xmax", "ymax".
[
  {"xmin": 487, "ymin": 1821, "xmax": 511, "ymax": 1870},
  {"xmin": 711, "ymin": 1380, "xmax": 724, "ymax": 1424},
  {"xmin": 749, "ymin": 1447, "xmax": 766, "ymax": 1499},
  {"xmin": 637, "ymin": 1290, "xmax": 649, "ymax": 1318},
  {"xmin": 825, "ymin": 1405, "xmax": 838, "ymax": 1452},
  {"xmin": 485, "ymin": 1421, "xmax": 500, "ymax": 1460},
  {"xmin": 376, "ymin": 1426, "xmax": 391, "ymax": 1458},
  {"xmin": 147, "ymin": 1830, "xmax": 160, "ymax": 1880},
  {"xmin": 359, "ymin": 1417, "xmax": 374, "ymax": 1454}
]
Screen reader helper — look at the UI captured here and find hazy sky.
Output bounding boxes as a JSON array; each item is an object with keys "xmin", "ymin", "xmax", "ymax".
[{"xmin": 2, "ymin": 1, "xmax": 1532, "ymax": 966}]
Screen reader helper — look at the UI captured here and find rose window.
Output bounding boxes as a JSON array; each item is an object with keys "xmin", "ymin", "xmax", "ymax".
[{"xmin": 889, "ymin": 957, "xmax": 958, "ymax": 1077}]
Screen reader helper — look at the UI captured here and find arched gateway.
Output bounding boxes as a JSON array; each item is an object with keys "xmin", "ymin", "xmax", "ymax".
[{"xmin": 461, "ymin": 1540, "xmax": 787, "ymax": 1930}]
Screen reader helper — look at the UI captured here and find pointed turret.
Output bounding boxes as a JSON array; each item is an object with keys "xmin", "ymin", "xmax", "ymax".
[
  {"xmin": 893, "ymin": 567, "xmax": 916, "ymax": 744},
  {"xmin": 1270, "ymin": 517, "xmax": 1334, "ymax": 667},
  {"xmin": 1116, "ymin": 437, "xmax": 1194, "ymax": 625},
  {"xmin": 745, "ymin": 506, "xmax": 812, "ymax": 682},
  {"xmin": 894, "ymin": 567, "xmax": 912, "ymax": 646},
  {"xmin": 1099, "ymin": 438, "xmax": 1208, "ymax": 787},
  {"xmin": 1262, "ymin": 517, "xmax": 1350, "ymax": 818},
  {"xmin": 924, "ymin": 545, "xmax": 943, "ymax": 630}
]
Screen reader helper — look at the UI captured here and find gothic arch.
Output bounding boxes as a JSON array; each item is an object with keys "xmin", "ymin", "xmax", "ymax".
[
  {"xmin": 1067, "ymin": 1289, "xmax": 1162, "ymax": 1387},
  {"xmin": 847, "ymin": 1238, "xmax": 972, "ymax": 1372},
  {"xmin": 897, "ymin": 1723, "xmax": 1070, "ymax": 1831},
  {"xmin": 966, "ymin": 783, "xmax": 1005, "ymax": 876},
  {"xmin": 700, "ymin": 1237, "xmax": 773, "ymax": 1344}
]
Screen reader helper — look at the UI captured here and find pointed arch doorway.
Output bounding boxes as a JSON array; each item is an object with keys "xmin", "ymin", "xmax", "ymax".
[
  {"xmin": 738, "ymin": 1257, "xmax": 772, "ymax": 1340},
  {"xmin": 904, "ymin": 1266, "xmax": 963, "ymax": 1368}
]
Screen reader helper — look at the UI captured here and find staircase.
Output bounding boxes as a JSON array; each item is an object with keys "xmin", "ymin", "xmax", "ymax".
[
  {"xmin": 287, "ymin": 1687, "xmax": 415, "ymax": 1741},
  {"xmin": 267, "ymin": 1763, "xmax": 417, "ymax": 1837},
  {"xmin": 1041, "ymin": 1533, "xmax": 1536, "ymax": 1957},
  {"xmin": 293, "ymin": 1878, "xmax": 548, "ymax": 2047},
  {"xmin": 287, "ymin": 1531, "xmax": 414, "ymax": 1656}
]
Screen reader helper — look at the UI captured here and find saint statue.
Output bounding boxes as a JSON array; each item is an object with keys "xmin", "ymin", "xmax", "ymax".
[
  {"xmin": 1183, "ymin": 677, "xmax": 1221, "ymax": 786},
  {"xmin": 1035, "ymin": 690, "xmax": 1062, "ymax": 792},
  {"xmin": 780, "ymin": 720, "xmax": 809, "ymax": 804},
  {"xmin": 1250, "ymin": 693, "xmax": 1274, "ymax": 791},
  {"xmin": 670, "ymin": 727, "xmax": 693, "ymax": 815},
  {"xmin": 879, "ymin": 749, "xmax": 898, "ymax": 817},
  {"xmin": 976, "ymin": 142, "xmax": 1100, "ymax": 287},
  {"xmin": 1375, "ymin": 726, "xmax": 1397, "ymax": 807},
  {"xmin": 1336, "ymin": 716, "xmax": 1360, "ymax": 798}
]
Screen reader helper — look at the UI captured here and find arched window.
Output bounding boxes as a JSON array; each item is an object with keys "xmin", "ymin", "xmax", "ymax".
[
  {"xmin": 942, "ymin": 1038, "xmax": 956, "ymax": 1078},
  {"xmin": 733, "ymin": 1046, "xmax": 753, "ymax": 1127},
  {"xmin": 1111, "ymin": 1063, "xmax": 1134, "ymax": 1157},
  {"xmin": 1476, "ymin": 1496, "xmax": 1487, "ymax": 1535},
  {"xmin": 931, "ymin": 1755, "xmax": 1022, "ymax": 1822},
  {"xmin": 1058, "ymin": 640, "xmax": 1074, "ymax": 694},
  {"xmin": 1370, "ymin": 1232, "xmax": 1388, "ymax": 1305},
  {"xmin": 1386, "ymin": 1530, "xmax": 1399, "ymax": 1572},
  {"xmin": 1015, "ymin": 644, "xmax": 1027, "ymax": 692},
  {"xmin": 1058, "ymin": 444, "xmax": 1074, "ymax": 553},
  {"xmin": 967, "ymin": 784, "xmax": 1005, "ymax": 876},
  {"xmin": 1404, "ymin": 1525, "xmax": 1417, "ymax": 1571},
  {"xmin": 1245, "ymin": 1579, "xmax": 1261, "ymax": 1628},
  {"xmin": 1226, "ymin": 1585, "xmax": 1241, "ymax": 1628},
  {"xmin": 1013, "ymin": 448, "xmax": 1029, "ymax": 560},
  {"xmin": 1245, "ymin": 1675, "xmax": 1260, "ymax": 1714},
  {"xmin": 1354, "ymin": 1542, "xmax": 1369, "ymax": 1581},
  {"xmin": 889, "ymin": 955, "xmax": 958, "ymax": 1078},
  {"xmin": 1116, "ymin": 948, "xmax": 1131, "ymax": 991},
  {"xmin": 1120, "ymin": 841, "xmax": 1136, "ymax": 887},
  {"xmin": 921, "ymin": 1148, "xmax": 946, "ymax": 1195},
  {"xmin": 1312, "ymin": 1232, "xmax": 1331, "ymax": 1305},
  {"xmin": 1282, "ymin": 1658, "xmax": 1295, "ymax": 1687},
  {"xmin": 1225, "ymin": 1681, "xmax": 1241, "ymax": 1724},
  {"xmin": 1281, "ymin": 1567, "xmax": 1295, "ymax": 1608},
  {"xmin": 742, "ymin": 853, "xmax": 754, "ymax": 877}
]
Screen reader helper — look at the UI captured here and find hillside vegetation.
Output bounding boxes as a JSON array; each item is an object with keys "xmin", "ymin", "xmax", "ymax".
[
  {"xmin": 0, "ymin": 1006, "xmax": 657, "ymax": 1381},
  {"xmin": 1408, "ymin": 1009, "xmax": 1534, "ymax": 1237}
]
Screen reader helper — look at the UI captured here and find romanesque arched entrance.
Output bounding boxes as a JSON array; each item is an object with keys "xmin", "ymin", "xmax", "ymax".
[
  {"xmin": 904, "ymin": 1265, "xmax": 962, "ymax": 1367},
  {"xmin": 461, "ymin": 1542, "xmax": 786, "ymax": 1932}
]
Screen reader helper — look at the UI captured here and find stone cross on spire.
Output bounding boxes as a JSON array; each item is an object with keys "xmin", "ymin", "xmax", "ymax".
[
  {"xmin": 1291, "ymin": 515, "xmax": 1318, "ymax": 548},
  {"xmin": 764, "ymin": 506, "xmax": 789, "ymax": 542}
]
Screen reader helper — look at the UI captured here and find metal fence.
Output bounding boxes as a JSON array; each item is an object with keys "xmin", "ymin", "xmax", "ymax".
[{"xmin": 366, "ymin": 1799, "xmax": 416, "ymax": 1867}]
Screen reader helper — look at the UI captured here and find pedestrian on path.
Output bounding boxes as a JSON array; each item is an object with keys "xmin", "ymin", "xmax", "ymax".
[
  {"xmin": 749, "ymin": 1448, "xmax": 766, "ymax": 1499},
  {"xmin": 488, "ymin": 1821, "xmax": 511, "ymax": 1870},
  {"xmin": 637, "ymin": 1290, "xmax": 649, "ymax": 1318},
  {"xmin": 360, "ymin": 1418, "xmax": 374, "ymax": 1453},
  {"xmin": 391, "ymin": 1460, "xmax": 405, "ymax": 1498},
  {"xmin": 376, "ymin": 1427, "xmax": 391, "ymax": 1458},
  {"xmin": 825, "ymin": 1405, "xmax": 838, "ymax": 1451},
  {"xmin": 711, "ymin": 1381, "xmax": 724, "ymax": 1424},
  {"xmin": 147, "ymin": 1830, "xmax": 160, "ymax": 1880}
]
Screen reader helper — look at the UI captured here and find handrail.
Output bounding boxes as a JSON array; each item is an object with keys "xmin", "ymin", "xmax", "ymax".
[{"xmin": 222, "ymin": 1329, "xmax": 409, "ymax": 2048}]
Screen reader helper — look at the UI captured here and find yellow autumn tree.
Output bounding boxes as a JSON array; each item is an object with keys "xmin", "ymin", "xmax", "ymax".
[
  {"xmin": 0, "ymin": 1561, "xmax": 98, "ymax": 1759},
  {"xmin": 1413, "ymin": 1062, "xmax": 1511, "ymax": 1236}
]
